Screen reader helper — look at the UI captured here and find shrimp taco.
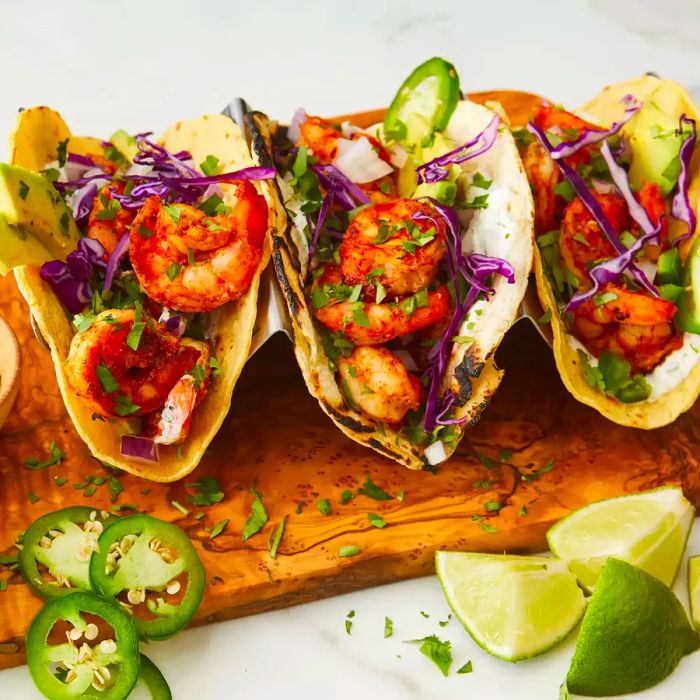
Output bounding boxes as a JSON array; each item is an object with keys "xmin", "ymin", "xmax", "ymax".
[
  {"xmin": 249, "ymin": 58, "xmax": 534, "ymax": 470},
  {"xmin": 519, "ymin": 75, "xmax": 700, "ymax": 428},
  {"xmin": 0, "ymin": 106, "xmax": 276, "ymax": 481}
]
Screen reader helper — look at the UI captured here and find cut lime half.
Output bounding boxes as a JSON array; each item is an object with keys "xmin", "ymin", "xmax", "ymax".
[
  {"xmin": 435, "ymin": 551, "xmax": 586, "ymax": 662},
  {"xmin": 547, "ymin": 486, "xmax": 694, "ymax": 590}
]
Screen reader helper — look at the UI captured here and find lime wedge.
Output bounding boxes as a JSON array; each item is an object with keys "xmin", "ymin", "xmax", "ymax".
[
  {"xmin": 547, "ymin": 486, "xmax": 693, "ymax": 590},
  {"xmin": 567, "ymin": 558, "xmax": 699, "ymax": 696},
  {"xmin": 688, "ymin": 556, "xmax": 700, "ymax": 630},
  {"xmin": 435, "ymin": 551, "xmax": 586, "ymax": 662}
]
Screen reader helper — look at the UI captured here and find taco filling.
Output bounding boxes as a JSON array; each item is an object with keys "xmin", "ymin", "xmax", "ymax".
[
  {"xmin": 521, "ymin": 88, "xmax": 699, "ymax": 409},
  {"xmin": 271, "ymin": 58, "xmax": 532, "ymax": 466},
  {"xmin": 29, "ymin": 127, "xmax": 274, "ymax": 463}
]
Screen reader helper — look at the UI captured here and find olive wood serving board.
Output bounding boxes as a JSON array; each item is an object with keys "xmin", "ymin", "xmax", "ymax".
[{"xmin": 2, "ymin": 90, "xmax": 700, "ymax": 670}]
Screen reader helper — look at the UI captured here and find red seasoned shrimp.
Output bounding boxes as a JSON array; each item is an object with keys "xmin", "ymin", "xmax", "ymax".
[
  {"xmin": 311, "ymin": 264, "xmax": 450, "ymax": 345},
  {"xmin": 129, "ymin": 181, "xmax": 268, "ymax": 312},
  {"xmin": 559, "ymin": 193, "xmax": 628, "ymax": 283},
  {"xmin": 337, "ymin": 346, "xmax": 421, "ymax": 423},
  {"xmin": 87, "ymin": 182, "xmax": 136, "ymax": 256},
  {"xmin": 66, "ymin": 309, "xmax": 209, "ymax": 421},
  {"xmin": 573, "ymin": 285, "xmax": 681, "ymax": 374},
  {"xmin": 339, "ymin": 199, "xmax": 446, "ymax": 298},
  {"xmin": 633, "ymin": 181, "xmax": 669, "ymax": 261}
]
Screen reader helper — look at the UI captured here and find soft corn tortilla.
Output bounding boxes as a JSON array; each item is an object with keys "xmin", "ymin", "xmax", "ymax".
[
  {"xmin": 11, "ymin": 107, "xmax": 273, "ymax": 481},
  {"xmin": 532, "ymin": 75, "xmax": 700, "ymax": 429},
  {"xmin": 249, "ymin": 102, "xmax": 534, "ymax": 470}
]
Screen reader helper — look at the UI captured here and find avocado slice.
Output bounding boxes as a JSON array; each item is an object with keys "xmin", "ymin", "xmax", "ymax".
[
  {"xmin": 0, "ymin": 164, "xmax": 80, "ymax": 275},
  {"xmin": 627, "ymin": 101, "xmax": 686, "ymax": 197},
  {"xmin": 674, "ymin": 235, "xmax": 700, "ymax": 334}
]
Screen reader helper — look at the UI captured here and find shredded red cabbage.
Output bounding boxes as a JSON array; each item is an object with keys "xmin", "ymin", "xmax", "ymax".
[
  {"xmin": 164, "ymin": 315, "xmax": 185, "ymax": 337},
  {"xmin": 104, "ymin": 232, "xmax": 130, "ymax": 291},
  {"xmin": 527, "ymin": 120, "xmax": 658, "ymax": 298},
  {"xmin": 415, "ymin": 199, "xmax": 515, "ymax": 432},
  {"xmin": 120, "ymin": 435, "xmax": 159, "ymax": 463},
  {"xmin": 671, "ymin": 114, "xmax": 697, "ymax": 243},
  {"xmin": 415, "ymin": 115, "xmax": 500, "ymax": 185},
  {"xmin": 306, "ymin": 164, "xmax": 370, "ymax": 269},
  {"xmin": 39, "ymin": 238, "xmax": 107, "ymax": 314},
  {"xmin": 548, "ymin": 95, "xmax": 640, "ymax": 160},
  {"xmin": 565, "ymin": 219, "xmax": 663, "ymax": 312}
]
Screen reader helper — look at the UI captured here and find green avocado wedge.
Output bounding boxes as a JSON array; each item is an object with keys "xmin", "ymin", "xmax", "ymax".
[{"xmin": 0, "ymin": 163, "xmax": 79, "ymax": 275}]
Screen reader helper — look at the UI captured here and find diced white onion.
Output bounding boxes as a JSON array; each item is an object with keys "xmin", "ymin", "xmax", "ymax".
[
  {"xmin": 635, "ymin": 258, "xmax": 658, "ymax": 285},
  {"xmin": 425, "ymin": 440, "xmax": 448, "ymax": 466},
  {"xmin": 334, "ymin": 136, "xmax": 393, "ymax": 184},
  {"xmin": 287, "ymin": 108, "xmax": 307, "ymax": 144},
  {"xmin": 340, "ymin": 121, "xmax": 360, "ymax": 139},
  {"xmin": 388, "ymin": 143, "xmax": 408, "ymax": 168}
]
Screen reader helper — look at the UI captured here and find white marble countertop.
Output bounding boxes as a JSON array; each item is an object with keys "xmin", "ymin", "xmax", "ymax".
[{"xmin": 2, "ymin": 0, "xmax": 700, "ymax": 697}]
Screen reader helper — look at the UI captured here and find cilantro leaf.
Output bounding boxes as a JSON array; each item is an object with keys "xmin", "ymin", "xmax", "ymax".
[
  {"xmin": 199, "ymin": 155, "xmax": 220, "ymax": 176},
  {"xmin": 242, "ymin": 484, "xmax": 268, "ymax": 541},
  {"xmin": 269, "ymin": 516, "xmax": 287, "ymax": 559},
  {"xmin": 367, "ymin": 512, "xmax": 386, "ymax": 529},
  {"xmin": 408, "ymin": 635, "xmax": 453, "ymax": 677},
  {"xmin": 187, "ymin": 476, "xmax": 224, "ymax": 506},
  {"xmin": 317, "ymin": 498, "xmax": 332, "ymax": 516},
  {"xmin": 384, "ymin": 616, "xmax": 393, "ymax": 638},
  {"xmin": 457, "ymin": 660, "xmax": 473, "ymax": 674},
  {"xmin": 96, "ymin": 361, "xmax": 119, "ymax": 394},
  {"xmin": 338, "ymin": 544, "xmax": 361, "ymax": 557},
  {"xmin": 209, "ymin": 519, "xmax": 229, "ymax": 540},
  {"xmin": 357, "ymin": 475, "xmax": 392, "ymax": 501},
  {"xmin": 25, "ymin": 440, "xmax": 64, "ymax": 471}
]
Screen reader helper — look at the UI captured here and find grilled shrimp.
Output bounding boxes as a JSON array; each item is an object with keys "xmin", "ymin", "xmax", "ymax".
[
  {"xmin": 66, "ymin": 309, "xmax": 209, "ymax": 422},
  {"xmin": 312, "ymin": 264, "xmax": 450, "ymax": 345},
  {"xmin": 87, "ymin": 183, "xmax": 136, "ymax": 256},
  {"xmin": 633, "ymin": 181, "xmax": 669, "ymax": 261},
  {"xmin": 559, "ymin": 193, "xmax": 627, "ymax": 283},
  {"xmin": 129, "ymin": 181, "xmax": 268, "ymax": 312},
  {"xmin": 337, "ymin": 346, "xmax": 421, "ymax": 423},
  {"xmin": 340, "ymin": 199, "xmax": 446, "ymax": 297},
  {"xmin": 573, "ymin": 286, "xmax": 681, "ymax": 374},
  {"xmin": 299, "ymin": 115, "xmax": 396, "ymax": 202}
]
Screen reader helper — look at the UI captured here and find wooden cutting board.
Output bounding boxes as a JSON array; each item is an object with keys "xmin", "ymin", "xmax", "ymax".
[{"xmin": 2, "ymin": 91, "xmax": 700, "ymax": 670}]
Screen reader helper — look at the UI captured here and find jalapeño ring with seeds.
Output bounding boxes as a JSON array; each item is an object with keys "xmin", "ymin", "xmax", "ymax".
[
  {"xmin": 89, "ymin": 514, "xmax": 205, "ymax": 640},
  {"xmin": 26, "ymin": 590, "xmax": 140, "ymax": 700},
  {"xmin": 19, "ymin": 506, "xmax": 116, "ymax": 599}
]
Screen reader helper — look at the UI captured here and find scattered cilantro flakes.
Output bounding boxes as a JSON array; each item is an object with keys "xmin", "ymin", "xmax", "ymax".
[
  {"xmin": 408, "ymin": 635, "xmax": 452, "ymax": 677},
  {"xmin": 209, "ymin": 519, "xmax": 229, "ymax": 540},
  {"xmin": 171, "ymin": 500, "xmax": 190, "ymax": 516},
  {"xmin": 345, "ymin": 609, "xmax": 355, "ymax": 635},
  {"xmin": 25, "ymin": 440, "xmax": 64, "ymax": 470},
  {"xmin": 56, "ymin": 139, "xmax": 68, "ymax": 167},
  {"xmin": 499, "ymin": 449, "xmax": 513, "ymax": 462},
  {"xmin": 187, "ymin": 476, "xmax": 224, "ymax": 506},
  {"xmin": 111, "ymin": 504, "xmax": 137, "ymax": 512},
  {"xmin": 438, "ymin": 615, "xmax": 452, "ymax": 627},
  {"xmin": 522, "ymin": 459, "xmax": 555, "ymax": 481},
  {"xmin": 96, "ymin": 361, "xmax": 119, "ymax": 394},
  {"xmin": 538, "ymin": 309, "xmax": 552, "ymax": 325},
  {"xmin": 138, "ymin": 223, "xmax": 154, "ymax": 240},
  {"xmin": 83, "ymin": 485, "xmax": 97, "ymax": 498},
  {"xmin": 476, "ymin": 452, "xmax": 496, "ymax": 469},
  {"xmin": 126, "ymin": 313, "xmax": 145, "ymax": 351},
  {"xmin": 210, "ymin": 575, "xmax": 224, "ymax": 586},
  {"xmin": 519, "ymin": 505, "xmax": 528, "ymax": 516},
  {"xmin": 295, "ymin": 501, "xmax": 304, "ymax": 515},
  {"xmin": 471, "ymin": 172, "xmax": 492, "ymax": 190},
  {"xmin": 199, "ymin": 154, "xmax": 220, "ymax": 176},
  {"xmin": 164, "ymin": 204, "xmax": 181, "ymax": 223},
  {"xmin": 480, "ymin": 522, "xmax": 497, "ymax": 534},
  {"xmin": 114, "ymin": 395, "xmax": 140, "ymax": 416},
  {"xmin": 242, "ymin": 483, "xmax": 268, "ymax": 541},
  {"xmin": 317, "ymin": 498, "xmax": 332, "ymax": 516},
  {"xmin": 73, "ymin": 311, "xmax": 96, "ymax": 333},
  {"xmin": 108, "ymin": 476, "xmax": 123, "ymax": 503},
  {"xmin": 269, "ymin": 516, "xmax": 287, "ymax": 559},
  {"xmin": 27, "ymin": 493, "xmax": 40, "ymax": 504},
  {"xmin": 166, "ymin": 263, "xmax": 182, "ymax": 281},
  {"xmin": 553, "ymin": 180, "xmax": 576, "ymax": 202},
  {"xmin": 367, "ymin": 513, "xmax": 386, "ymax": 529},
  {"xmin": 357, "ymin": 475, "xmax": 392, "ymax": 501},
  {"xmin": 419, "ymin": 611, "xmax": 430, "ymax": 619},
  {"xmin": 457, "ymin": 660, "xmax": 473, "ymax": 674},
  {"xmin": 54, "ymin": 476, "xmax": 68, "ymax": 487},
  {"xmin": 339, "ymin": 490, "xmax": 353, "ymax": 505},
  {"xmin": 485, "ymin": 501, "xmax": 501, "ymax": 513},
  {"xmin": 338, "ymin": 545, "xmax": 361, "ymax": 558},
  {"xmin": 18, "ymin": 180, "xmax": 29, "ymax": 200},
  {"xmin": 384, "ymin": 616, "xmax": 393, "ymax": 638},
  {"xmin": 397, "ymin": 489, "xmax": 405, "ymax": 502},
  {"xmin": 0, "ymin": 580, "xmax": 7, "ymax": 592}
]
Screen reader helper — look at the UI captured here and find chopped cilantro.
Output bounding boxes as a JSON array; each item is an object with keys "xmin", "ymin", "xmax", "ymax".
[
  {"xmin": 384, "ymin": 616, "xmax": 393, "ymax": 638},
  {"xmin": 351, "ymin": 302, "xmax": 370, "ymax": 327},
  {"xmin": 408, "ymin": 635, "xmax": 452, "ymax": 677},
  {"xmin": 209, "ymin": 356, "xmax": 222, "ymax": 376},
  {"xmin": 461, "ymin": 194, "xmax": 489, "ymax": 209},
  {"xmin": 269, "ymin": 516, "xmax": 287, "ymax": 559},
  {"xmin": 476, "ymin": 452, "xmax": 496, "ymax": 469},
  {"xmin": 126, "ymin": 311, "xmax": 145, "ymax": 351},
  {"xmin": 54, "ymin": 476, "xmax": 68, "ymax": 487},
  {"xmin": 397, "ymin": 489, "xmax": 405, "ymax": 502},
  {"xmin": 511, "ymin": 127, "xmax": 533, "ymax": 147},
  {"xmin": 485, "ymin": 501, "xmax": 501, "ymax": 512},
  {"xmin": 295, "ymin": 501, "xmax": 304, "ymax": 515},
  {"xmin": 367, "ymin": 512, "xmax": 386, "ymax": 529},
  {"xmin": 73, "ymin": 311, "xmax": 96, "ymax": 333},
  {"xmin": 138, "ymin": 223, "xmax": 154, "ymax": 240},
  {"xmin": 594, "ymin": 291, "xmax": 618, "ymax": 307},
  {"xmin": 338, "ymin": 544, "xmax": 361, "ymax": 557},
  {"xmin": 419, "ymin": 611, "xmax": 430, "ymax": 618},
  {"xmin": 357, "ymin": 475, "xmax": 392, "ymax": 501},
  {"xmin": 553, "ymin": 180, "xmax": 576, "ymax": 202},
  {"xmin": 187, "ymin": 476, "xmax": 224, "ymax": 506},
  {"xmin": 242, "ymin": 483, "xmax": 268, "ymax": 541},
  {"xmin": 471, "ymin": 172, "xmax": 492, "ymax": 190},
  {"xmin": 109, "ymin": 476, "xmax": 123, "ymax": 503},
  {"xmin": 479, "ymin": 522, "xmax": 497, "ymax": 534},
  {"xmin": 83, "ymin": 485, "xmax": 97, "ymax": 498},
  {"xmin": 199, "ymin": 155, "xmax": 220, "ymax": 176},
  {"xmin": 523, "ymin": 459, "xmax": 555, "ymax": 481},
  {"xmin": 59, "ymin": 212, "xmax": 70, "ymax": 233},
  {"xmin": 171, "ymin": 500, "xmax": 190, "ymax": 516},
  {"xmin": 56, "ymin": 139, "xmax": 68, "ymax": 167},
  {"xmin": 96, "ymin": 361, "xmax": 119, "ymax": 394},
  {"xmin": 209, "ymin": 519, "xmax": 229, "ymax": 540},
  {"xmin": 18, "ymin": 180, "xmax": 29, "ymax": 200},
  {"xmin": 166, "ymin": 263, "xmax": 182, "ymax": 281},
  {"xmin": 164, "ymin": 204, "xmax": 182, "ymax": 224},
  {"xmin": 25, "ymin": 440, "xmax": 64, "ymax": 470},
  {"xmin": 113, "ymin": 395, "xmax": 140, "ymax": 416},
  {"xmin": 519, "ymin": 505, "xmax": 528, "ymax": 516},
  {"xmin": 27, "ymin": 492, "xmax": 40, "ymax": 504},
  {"xmin": 500, "ymin": 449, "xmax": 513, "ymax": 462},
  {"xmin": 339, "ymin": 490, "xmax": 353, "ymax": 505},
  {"xmin": 538, "ymin": 309, "xmax": 552, "ymax": 325},
  {"xmin": 457, "ymin": 660, "xmax": 473, "ymax": 674},
  {"xmin": 317, "ymin": 498, "xmax": 332, "ymax": 516}
]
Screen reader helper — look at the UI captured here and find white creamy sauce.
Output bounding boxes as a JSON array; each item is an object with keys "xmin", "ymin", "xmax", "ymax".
[{"xmin": 567, "ymin": 334, "xmax": 700, "ymax": 400}]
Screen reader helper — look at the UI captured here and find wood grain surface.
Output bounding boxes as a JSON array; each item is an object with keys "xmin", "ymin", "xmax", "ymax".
[{"xmin": 1, "ymin": 90, "xmax": 699, "ymax": 670}]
